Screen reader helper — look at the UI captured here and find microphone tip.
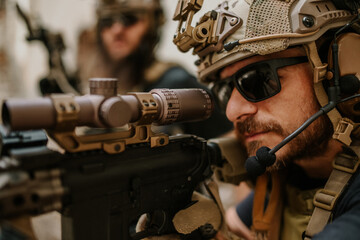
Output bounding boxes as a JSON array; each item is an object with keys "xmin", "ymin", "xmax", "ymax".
[
  {"xmin": 256, "ymin": 146, "xmax": 276, "ymax": 167},
  {"xmin": 245, "ymin": 146, "xmax": 277, "ymax": 177},
  {"xmin": 245, "ymin": 156, "xmax": 266, "ymax": 177}
]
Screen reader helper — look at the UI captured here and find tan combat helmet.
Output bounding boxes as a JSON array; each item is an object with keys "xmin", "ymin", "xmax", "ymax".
[
  {"xmin": 97, "ymin": 0, "xmax": 163, "ymax": 18},
  {"xmin": 96, "ymin": 0, "xmax": 165, "ymax": 39},
  {"xmin": 173, "ymin": 0, "xmax": 360, "ymax": 145}
]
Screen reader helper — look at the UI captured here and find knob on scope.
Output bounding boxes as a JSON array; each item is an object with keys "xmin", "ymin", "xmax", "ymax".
[{"xmin": 89, "ymin": 78, "xmax": 118, "ymax": 98}]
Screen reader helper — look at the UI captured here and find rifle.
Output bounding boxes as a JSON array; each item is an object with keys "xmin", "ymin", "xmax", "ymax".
[
  {"xmin": 0, "ymin": 84, "xmax": 227, "ymax": 240},
  {"xmin": 15, "ymin": 3, "xmax": 80, "ymax": 95}
]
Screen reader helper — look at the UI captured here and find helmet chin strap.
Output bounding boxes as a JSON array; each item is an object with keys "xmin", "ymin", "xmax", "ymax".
[{"xmin": 305, "ymin": 42, "xmax": 343, "ymax": 130}]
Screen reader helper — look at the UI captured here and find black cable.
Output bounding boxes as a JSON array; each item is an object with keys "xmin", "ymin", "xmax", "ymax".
[
  {"xmin": 338, "ymin": 93, "xmax": 360, "ymax": 103},
  {"xmin": 269, "ymin": 102, "xmax": 336, "ymax": 154},
  {"xmin": 268, "ymin": 91, "xmax": 360, "ymax": 155},
  {"xmin": 334, "ymin": 14, "xmax": 360, "ymax": 39}
]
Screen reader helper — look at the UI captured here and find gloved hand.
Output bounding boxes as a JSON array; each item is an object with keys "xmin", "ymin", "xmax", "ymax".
[
  {"xmin": 135, "ymin": 214, "xmax": 181, "ymax": 240},
  {"xmin": 135, "ymin": 191, "xmax": 222, "ymax": 240}
]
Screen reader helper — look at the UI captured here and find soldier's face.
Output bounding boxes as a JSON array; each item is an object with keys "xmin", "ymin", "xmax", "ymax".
[
  {"xmin": 221, "ymin": 48, "xmax": 332, "ymax": 167},
  {"xmin": 100, "ymin": 13, "xmax": 150, "ymax": 62}
]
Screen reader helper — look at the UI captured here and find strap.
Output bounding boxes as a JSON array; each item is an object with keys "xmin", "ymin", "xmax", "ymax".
[
  {"xmin": 303, "ymin": 42, "xmax": 328, "ymax": 83},
  {"xmin": 303, "ymin": 43, "xmax": 344, "ymax": 137},
  {"xmin": 303, "ymin": 146, "xmax": 360, "ymax": 239},
  {"xmin": 333, "ymin": 118, "xmax": 354, "ymax": 146},
  {"xmin": 252, "ymin": 172, "xmax": 283, "ymax": 240}
]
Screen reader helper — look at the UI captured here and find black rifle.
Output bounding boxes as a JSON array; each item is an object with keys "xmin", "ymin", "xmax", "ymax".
[{"xmin": 0, "ymin": 88, "xmax": 225, "ymax": 240}]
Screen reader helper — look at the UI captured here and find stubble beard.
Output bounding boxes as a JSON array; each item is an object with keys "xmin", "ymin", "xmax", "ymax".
[{"xmin": 235, "ymin": 114, "xmax": 333, "ymax": 171}]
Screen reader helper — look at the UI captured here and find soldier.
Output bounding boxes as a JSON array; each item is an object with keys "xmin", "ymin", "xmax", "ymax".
[{"xmin": 166, "ymin": 0, "xmax": 360, "ymax": 239}]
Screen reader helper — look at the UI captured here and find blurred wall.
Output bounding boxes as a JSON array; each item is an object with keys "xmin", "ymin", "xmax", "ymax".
[{"xmin": 7, "ymin": 0, "xmax": 220, "ymax": 98}]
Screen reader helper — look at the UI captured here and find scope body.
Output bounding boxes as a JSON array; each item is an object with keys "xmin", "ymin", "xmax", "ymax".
[{"xmin": 2, "ymin": 89, "xmax": 213, "ymax": 131}]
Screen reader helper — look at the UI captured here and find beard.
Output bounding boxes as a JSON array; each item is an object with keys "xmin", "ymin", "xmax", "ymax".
[{"xmin": 235, "ymin": 113, "xmax": 333, "ymax": 170}]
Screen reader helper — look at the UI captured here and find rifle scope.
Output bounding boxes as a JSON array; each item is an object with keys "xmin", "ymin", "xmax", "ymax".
[{"xmin": 2, "ymin": 86, "xmax": 214, "ymax": 131}]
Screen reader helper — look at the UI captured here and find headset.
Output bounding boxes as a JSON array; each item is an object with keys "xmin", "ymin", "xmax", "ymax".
[
  {"xmin": 245, "ymin": 1, "xmax": 360, "ymax": 177},
  {"xmin": 331, "ymin": 0, "xmax": 360, "ymax": 12}
]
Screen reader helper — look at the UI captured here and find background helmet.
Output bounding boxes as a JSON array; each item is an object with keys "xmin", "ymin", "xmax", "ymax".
[
  {"xmin": 96, "ymin": 0, "xmax": 163, "ymax": 20},
  {"xmin": 173, "ymin": 0, "xmax": 360, "ymax": 145}
]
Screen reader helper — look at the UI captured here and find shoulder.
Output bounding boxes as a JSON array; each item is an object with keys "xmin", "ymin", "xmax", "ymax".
[
  {"xmin": 78, "ymin": 28, "xmax": 97, "ymax": 46},
  {"xmin": 77, "ymin": 27, "xmax": 99, "ymax": 66},
  {"xmin": 160, "ymin": 66, "xmax": 196, "ymax": 86}
]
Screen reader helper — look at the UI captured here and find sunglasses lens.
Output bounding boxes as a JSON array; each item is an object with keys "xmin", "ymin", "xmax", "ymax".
[
  {"xmin": 236, "ymin": 63, "xmax": 280, "ymax": 101},
  {"xmin": 121, "ymin": 14, "xmax": 140, "ymax": 26},
  {"xmin": 211, "ymin": 81, "xmax": 234, "ymax": 110},
  {"xmin": 101, "ymin": 18, "xmax": 115, "ymax": 28},
  {"xmin": 212, "ymin": 57, "xmax": 307, "ymax": 108},
  {"xmin": 212, "ymin": 63, "xmax": 280, "ymax": 109},
  {"xmin": 100, "ymin": 13, "xmax": 140, "ymax": 28}
]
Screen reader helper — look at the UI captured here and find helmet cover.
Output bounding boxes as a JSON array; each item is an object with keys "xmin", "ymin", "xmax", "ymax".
[{"xmin": 173, "ymin": 0, "xmax": 357, "ymax": 82}]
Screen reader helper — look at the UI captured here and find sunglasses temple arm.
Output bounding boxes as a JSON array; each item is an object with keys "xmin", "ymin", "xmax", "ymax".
[{"xmin": 269, "ymin": 101, "xmax": 337, "ymax": 155}]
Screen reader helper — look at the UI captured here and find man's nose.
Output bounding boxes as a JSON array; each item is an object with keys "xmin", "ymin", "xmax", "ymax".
[
  {"xmin": 110, "ymin": 21, "xmax": 125, "ymax": 33},
  {"xmin": 226, "ymin": 88, "xmax": 258, "ymax": 122}
]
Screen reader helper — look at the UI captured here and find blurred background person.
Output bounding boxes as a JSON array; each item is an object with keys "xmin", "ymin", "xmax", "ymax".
[{"xmin": 76, "ymin": 0, "xmax": 165, "ymax": 94}]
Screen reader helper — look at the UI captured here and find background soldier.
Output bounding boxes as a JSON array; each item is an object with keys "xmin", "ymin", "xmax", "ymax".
[{"xmin": 76, "ymin": 0, "xmax": 165, "ymax": 94}]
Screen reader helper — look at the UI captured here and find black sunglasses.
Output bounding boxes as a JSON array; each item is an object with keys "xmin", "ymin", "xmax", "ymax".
[
  {"xmin": 100, "ymin": 12, "xmax": 143, "ymax": 28},
  {"xmin": 211, "ymin": 56, "xmax": 309, "ymax": 109}
]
